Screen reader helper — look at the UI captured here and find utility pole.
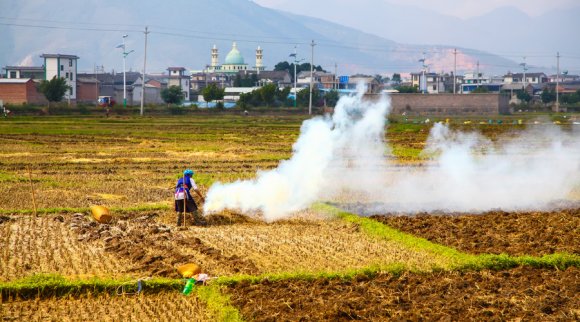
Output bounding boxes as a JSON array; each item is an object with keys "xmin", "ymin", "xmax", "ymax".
[
  {"xmin": 94, "ymin": 64, "xmax": 103, "ymax": 107},
  {"xmin": 122, "ymin": 35, "xmax": 128, "ymax": 108},
  {"xmin": 334, "ymin": 62, "xmax": 338, "ymax": 90},
  {"xmin": 418, "ymin": 52, "xmax": 427, "ymax": 94},
  {"xmin": 476, "ymin": 60, "xmax": 480, "ymax": 89},
  {"xmin": 556, "ymin": 52, "xmax": 560, "ymax": 112},
  {"xmin": 309, "ymin": 40, "xmax": 316, "ymax": 115},
  {"xmin": 140, "ymin": 26, "xmax": 149, "ymax": 116},
  {"xmin": 520, "ymin": 57, "xmax": 527, "ymax": 95},
  {"xmin": 453, "ymin": 48, "xmax": 457, "ymax": 94}
]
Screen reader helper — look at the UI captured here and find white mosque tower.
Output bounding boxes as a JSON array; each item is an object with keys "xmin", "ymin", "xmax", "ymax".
[
  {"xmin": 255, "ymin": 46, "xmax": 264, "ymax": 75},
  {"xmin": 211, "ymin": 44, "xmax": 219, "ymax": 69}
]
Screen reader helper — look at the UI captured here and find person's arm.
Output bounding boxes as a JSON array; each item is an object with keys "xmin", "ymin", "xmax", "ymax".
[
  {"xmin": 193, "ymin": 188, "xmax": 205, "ymax": 203},
  {"xmin": 189, "ymin": 177, "xmax": 205, "ymax": 203}
]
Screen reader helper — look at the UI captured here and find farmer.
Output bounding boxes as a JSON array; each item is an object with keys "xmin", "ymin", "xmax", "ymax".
[{"xmin": 175, "ymin": 169, "xmax": 205, "ymax": 226}]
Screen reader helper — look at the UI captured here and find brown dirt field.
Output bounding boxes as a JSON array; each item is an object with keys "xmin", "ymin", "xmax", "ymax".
[
  {"xmin": 226, "ymin": 267, "xmax": 580, "ymax": 321},
  {"xmin": 0, "ymin": 215, "xmax": 135, "ymax": 282},
  {"xmin": 0, "ymin": 292, "xmax": 211, "ymax": 321},
  {"xmin": 370, "ymin": 208, "xmax": 580, "ymax": 256}
]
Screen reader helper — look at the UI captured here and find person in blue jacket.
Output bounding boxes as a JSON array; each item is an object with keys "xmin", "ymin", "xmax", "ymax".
[{"xmin": 175, "ymin": 169, "xmax": 205, "ymax": 226}]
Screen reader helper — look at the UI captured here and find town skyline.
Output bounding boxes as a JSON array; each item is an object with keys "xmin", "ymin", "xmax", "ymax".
[{"xmin": 1, "ymin": 0, "xmax": 579, "ymax": 76}]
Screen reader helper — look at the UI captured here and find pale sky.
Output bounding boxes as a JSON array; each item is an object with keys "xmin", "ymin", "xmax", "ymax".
[{"xmin": 254, "ymin": 0, "xmax": 578, "ymax": 18}]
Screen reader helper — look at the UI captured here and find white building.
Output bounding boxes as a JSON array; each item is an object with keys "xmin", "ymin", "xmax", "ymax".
[
  {"xmin": 41, "ymin": 54, "xmax": 79, "ymax": 100},
  {"xmin": 167, "ymin": 67, "xmax": 190, "ymax": 101}
]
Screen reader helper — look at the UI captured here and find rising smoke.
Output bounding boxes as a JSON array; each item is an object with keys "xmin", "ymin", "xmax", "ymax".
[{"xmin": 204, "ymin": 86, "xmax": 580, "ymax": 220}]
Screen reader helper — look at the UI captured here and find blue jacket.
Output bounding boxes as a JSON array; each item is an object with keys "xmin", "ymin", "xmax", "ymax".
[{"xmin": 175, "ymin": 176, "xmax": 194, "ymax": 200}]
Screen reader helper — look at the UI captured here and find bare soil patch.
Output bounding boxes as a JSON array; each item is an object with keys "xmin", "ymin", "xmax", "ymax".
[
  {"xmin": 370, "ymin": 208, "xmax": 580, "ymax": 256},
  {"xmin": 226, "ymin": 267, "xmax": 580, "ymax": 321},
  {"xmin": 70, "ymin": 212, "xmax": 259, "ymax": 278}
]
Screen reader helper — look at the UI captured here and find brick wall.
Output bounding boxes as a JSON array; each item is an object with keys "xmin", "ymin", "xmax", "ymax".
[
  {"xmin": 77, "ymin": 82, "xmax": 98, "ymax": 103},
  {"xmin": 0, "ymin": 83, "xmax": 28, "ymax": 104},
  {"xmin": 0, "ymin": 81, "xmax": 50, "ymax": 105},
  {"xmin": 364, "ymin": 93, "xmax": 511, "ymax": 115}
]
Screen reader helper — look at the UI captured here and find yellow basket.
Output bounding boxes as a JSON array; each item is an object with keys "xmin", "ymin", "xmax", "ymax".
[
  {"xmin": 91, "ymin": 205, "xmax": 112, "ymax": 224},
  {"xmin": 177, "ymin": 263, "xmax": 201, "ymax": 278}
]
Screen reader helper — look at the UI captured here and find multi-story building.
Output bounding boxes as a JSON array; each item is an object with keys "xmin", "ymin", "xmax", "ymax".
[
  {"xmin": 167, "ymin": 67, "xmax": 190, "ymax": 101},
  {"xmin": 411, "ymin": 72, "xmax": 447, "ymax": 93},
  {"xmin": 41, "ymin": 54, "xmax": 79, "ymax": 101}
]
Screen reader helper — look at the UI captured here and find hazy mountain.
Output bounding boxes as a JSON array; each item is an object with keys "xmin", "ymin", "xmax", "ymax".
[
  {"xmin": 0, "ymin": 0, "xmax": 518, "ymax": 76},
  {"xmin": 255, "ymin": 0, "xmax": 580, "ymax": 74}
]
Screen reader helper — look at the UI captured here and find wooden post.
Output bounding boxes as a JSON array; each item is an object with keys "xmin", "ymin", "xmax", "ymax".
[{"xmin": 27, "ymin": 165, "xmax": 38, "ymax": 216}]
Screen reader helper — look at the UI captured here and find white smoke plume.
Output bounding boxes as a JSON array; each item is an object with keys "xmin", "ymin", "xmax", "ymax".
[
  {"xmin": 204, "ymin": 85, "xmax": 580, "ymax": 220},
  {"xmin": 203, "ymin": 84, "xmax": 390, "ymax": 221},
  {"xmin": 381, "ymin": 123, "xmax": 580, "ymax": 212}
]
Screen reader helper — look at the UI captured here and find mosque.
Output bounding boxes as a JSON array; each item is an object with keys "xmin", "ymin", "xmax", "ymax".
[{"xmin": 205, "ymin": 42, "xmax": 264, "ymax": 74}]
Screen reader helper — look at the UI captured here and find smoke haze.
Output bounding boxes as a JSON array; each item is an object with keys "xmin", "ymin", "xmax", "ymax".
[{"xmin": 204, "ymin": 87, "xmax": 580, "ymax": 220}]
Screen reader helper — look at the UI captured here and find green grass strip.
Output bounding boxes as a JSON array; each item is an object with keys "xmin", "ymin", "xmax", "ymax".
[
  {"xmin": 315, "ymin": 203, "xmax": 580, "ymax": 271},
  {"xmin": 195, "ymin": 285, "xmax": 244, "ymax": 322},
  {"xmin": 0, "ymin": 204, "xmax": 171, "ymax": 215},
  {"xmin": 0, "ymin": 274, "xmax": 181, "ymax": 300},
  {"xmin": 314, "ymin": 203, "xmax": 475, "ymax": 267}
]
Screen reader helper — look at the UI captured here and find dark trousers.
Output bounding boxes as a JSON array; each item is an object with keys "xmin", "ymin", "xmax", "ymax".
[{"xmin": 175, "ymin": 198, "xmax": 198, "ymax": 226}]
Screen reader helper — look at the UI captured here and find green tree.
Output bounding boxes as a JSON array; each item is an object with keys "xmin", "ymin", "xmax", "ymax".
[
  {"xmin": 39, "ymin": 76, "xmax": 70, "ymax": 106},
  {"xmin": 276, "ymin": 86, "xmax": 291, "ymax": 103},
  {"xmin": 516, "ymin": 91, "xmax": 531, "ymax": 103},
  {"xmin": 324, "ymin": 90, "xmax": 339, "ymax": 107},
  {"xmin": 541, "ymin": 88, "xmax": 556, "ymax": 104},
  {"xmin": 395, "ymin": 85, "xmax": 419, "ymax": 93},
  {"xmin": 471, "ymin": 86, "xmax": 489, "ymax": 93},
  {"xmin": 392, "ymin": 73, "xmax": 402, "ymax": 84},
  {"xmin": 296, "ymin": 87, "xmax": 321, "ymax": 108},
  {"xmin": 260, "ymin": 83, "xmax": 277, "ymax": 107},
  {"xmin": 161, "ymin": 85, "xmax": 185, "ymax": 106},
  {"xmin": 202, "ymin": 83, "xmax": 225, "ymax": 106},
  {"xmin": 274, "ymin": 61, "xmax": 291, "ymax": 72}
]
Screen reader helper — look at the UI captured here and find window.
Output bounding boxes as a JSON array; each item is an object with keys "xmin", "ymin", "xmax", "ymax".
[
  {"xmin": 61, "ymin": 65, "xmax": 64, "ymax": 71},
  {"xmin": 70, "ymin": 73, "xmax": 73, "ymax": 81},
  {"xmin": 9, "ymin": 71, "xmax": 17, "ymax": 78},
  {"xmin": 69, "ymin": 88, "xmax": 73, "ymax": 95},
  {"xmin": 69, "ymin": 60, "xmax": 73, "ymax": 67},
  {"xmin": 65, "ymin": 72, "xmax": 69, "ymax": 79},
  {"xmin": 432, "ymin": 85, "xmax": 436, "ymax": 90}
]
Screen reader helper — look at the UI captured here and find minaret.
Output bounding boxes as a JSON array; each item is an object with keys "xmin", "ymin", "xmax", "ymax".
[
  {"xmin": 255, "ymin": 46, "xmax": 263, "ymax": 75},
  {"xmin": 211, "ymin": 44, "xmax": 219, "ymax": 69}
]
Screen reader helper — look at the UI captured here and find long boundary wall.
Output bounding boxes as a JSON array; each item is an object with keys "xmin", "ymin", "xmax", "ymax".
[{"xmin": 364, "ymin": 93, "xmax": 511, "ymax": 115}]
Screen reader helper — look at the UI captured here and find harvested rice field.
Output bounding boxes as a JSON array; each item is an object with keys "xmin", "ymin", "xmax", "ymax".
[{"xmin": 1, "ymin": 115, "xmax": 579, "ymax": 321}]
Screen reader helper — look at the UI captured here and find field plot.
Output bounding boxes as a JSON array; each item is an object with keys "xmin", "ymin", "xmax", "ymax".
[
  {"xmin": 371, "ymin": 208, "xmax": 580, "ymax": 256},
  {"xmin": 1, "ymin": 115, "xmax": 579, "ymax": 321},
  {"xmin": 226, "ymin": 267, "xmax": 580, "ymax": 321},
  {"xmin": 0, "ymin": 117, "xmax": 302, "ymax": 211},
  {"xmin": 182, "ymin": 215, "xmax": 451, "ymax": 275},
  {"xmin": 1, "ymin": 292, "xmax": 211, "ymax": 321},
  {"xmin": 0, "ymin": 215, "xmax": 135, "ymax": 282}
]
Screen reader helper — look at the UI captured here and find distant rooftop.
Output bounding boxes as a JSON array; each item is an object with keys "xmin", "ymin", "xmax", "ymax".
[
  {"xmin": 40, "ymin": 54, "xmax": 79, "ymax": 59},
  {"xmin": 3, "ymin": 66, "xmax": 44, "ymax": 71}
]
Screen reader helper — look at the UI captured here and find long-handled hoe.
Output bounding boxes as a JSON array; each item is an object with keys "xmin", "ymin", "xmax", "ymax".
[{"xmin": 183, "ymin": 172, "xmax": 187, "ymax": 229}]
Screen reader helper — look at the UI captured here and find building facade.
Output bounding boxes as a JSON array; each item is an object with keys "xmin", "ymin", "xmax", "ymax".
[
  {"xmin": 167, "ymin": 67, "xmax": 190, "ymax": 101},
  {"xmin": 41, "ymin": 54, "xmax": 79, "ymax": 100}
]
